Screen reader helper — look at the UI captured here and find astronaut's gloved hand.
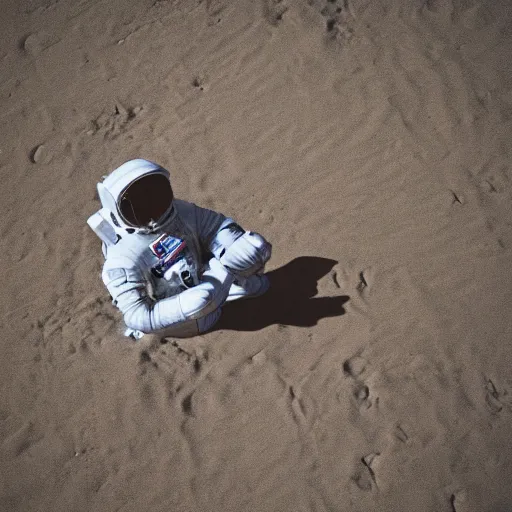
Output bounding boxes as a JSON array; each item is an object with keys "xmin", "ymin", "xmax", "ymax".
[
  {"xmin": 163, "ymin": 258, "xmax": 190, "ymax": 286},
  {"xmin": 219, "ymin": 231, "xmax": 272, "ymax": 278},
  {"xmin": 202, "ymin": 257, "xmax": 232, "ymax": 283},
  {"xmin": 178, "ymin": 258, "xmax": 234, "ymax": 320},
  {"xmin": 177, "ymin": 286, "xmax": 217, "ymax": 320},
  {"xmin": 201, "ymin": 257, "xmax": 234, "ymax": 304}
]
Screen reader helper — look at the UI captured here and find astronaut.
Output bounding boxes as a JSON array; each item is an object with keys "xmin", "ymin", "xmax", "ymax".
[{"xmin": 88, "ymin": 159, "xmax": 272, "ymax": 339}]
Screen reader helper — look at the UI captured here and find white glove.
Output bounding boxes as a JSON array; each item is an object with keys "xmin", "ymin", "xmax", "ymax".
[
  {"xmin": 219, "ymin": 231, "xmax": 272, "ymax": 278},
  {"xmin": 177, "ymin": 287, "xmax": 216, "ymax": 320},
  {"xmin": 163, "ymin": 258, "xmax": 190, "ymax": 287},
  {"xmin": 177, "ymin": 258, "xmax": 234, "ymax": 320}
]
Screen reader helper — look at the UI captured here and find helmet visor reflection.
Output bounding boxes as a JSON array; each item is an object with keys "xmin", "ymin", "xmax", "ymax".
[{"xmin": 118, "ymin": 173, "xmax": 174, "ymax": 227}]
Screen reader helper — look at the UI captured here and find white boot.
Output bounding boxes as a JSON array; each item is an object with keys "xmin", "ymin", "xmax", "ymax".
[{"xmin": 226, "ymin": 274, "xmax": 270, "ymax": 302}]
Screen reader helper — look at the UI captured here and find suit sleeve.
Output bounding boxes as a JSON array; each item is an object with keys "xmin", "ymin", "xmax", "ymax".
[
  {"xmin": 192, "ymin": 203, "xmax": 232, "ymax": 253},
  {"xmin": 192, "ymin": 203, "xmax": 271, "ymax": 277},
  {"xmin": 191, "ymin": 203, "xmax": 245, "ymax": 257},
  {"xmin": 102, "ymin": 259, "xmax": 233, "ymax": 334}
]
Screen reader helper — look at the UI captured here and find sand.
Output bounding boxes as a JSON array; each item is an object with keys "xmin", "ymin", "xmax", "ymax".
[{"xmin": 1, "ymin": 0, "xmax": 512, "ymax": 510}]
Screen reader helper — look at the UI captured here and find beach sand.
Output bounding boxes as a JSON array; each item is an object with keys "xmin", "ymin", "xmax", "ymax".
[{"xmin": 1, "ymin": 0, "xmax": 512, "ymax": 510}]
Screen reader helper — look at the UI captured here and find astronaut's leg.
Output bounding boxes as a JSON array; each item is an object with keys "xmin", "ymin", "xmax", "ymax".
[
  {"xmin": 226, "ymin": 274, "xmax": 270, "ymax": 302},
  {"xmin": 155, "ymin": 308, "xmax": 222, "ymax": 338},
  {"xmin": 218, "ymin": 231, "xmax": 272, "ymax": 278},
  {"xmin": 197, "ymin": 308, "xmax": 222, "ymax": 332}
]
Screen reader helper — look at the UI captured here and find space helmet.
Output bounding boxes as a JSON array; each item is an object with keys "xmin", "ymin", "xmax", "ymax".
[{"xmin": 98, "ymin": 159, "xmax": 176, "ymax": 234}]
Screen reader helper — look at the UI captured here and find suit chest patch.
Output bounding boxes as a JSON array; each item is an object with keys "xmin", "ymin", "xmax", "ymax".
[{"xmin": 149, "ymin": 234, "xmax": 187, "ymax": 278}]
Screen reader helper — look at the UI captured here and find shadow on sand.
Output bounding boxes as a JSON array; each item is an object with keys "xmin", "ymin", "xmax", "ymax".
[{"xmin": 215, "ymin": 256, "xmax": 350, "ymax": 332}]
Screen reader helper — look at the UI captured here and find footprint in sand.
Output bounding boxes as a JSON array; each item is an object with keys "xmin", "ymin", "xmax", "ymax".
[
  {"xmin": 181, "ymin": 393, "xmax": 194, "ymax": 416},
  {"xmin": 356, "ymin": 269, "xmax": 371, "ymax": 294},
  {"xmin": 352, "ymin": 452, "xmax": 380, "ymax": 491},
  {"xmin": 353, "ymin": 382, "xmax": 371, "ymax": 409},
  {"xmin": 262, "ymin": 0, "xmax": 288, "ymax": 26},
  {"xmin": 478, "ymin": 164, "xmax": 509, "ymax": 196},
  {"xmin": 162, "ymin": 339, "xmax": 201, "ymax": 369},
  {"xmin": 330, "ymin": 264, "xmax": 374, "ymax": 300},
  {"xmin": 484, "ymin": 378, "xmax": 508, "ymax": 414},
  {"xmin": 139, "ymin": 349, "xmax": 154, "ymax": 364},
  {"xmin": 343, "ymin": 355, "xmax": 367, "ymax": 378},
  {"xmin": 394, "ymin": 424, "xmax": 409, "ymax": 443},
  {"xmin": 450, "ymin": 190, "xmax": 465, "ymax": 205},
  {"xmin": 191, "ymin": 76, "xmax": 207, "ymax": 92},
  {"xmin": 308, "ymin": 0, "xmax": 355, "ymax": 42},
  {"xmin": 479, "ymin": 179, "xmax": 499, "ymax": 194},
  {"xmin": 86, "ymin": 103, "xmax": 143, "ymax": 140},
  {"xmin": 29, "ymin": 144, "xmax": 53, "ymax": 164},
  {"xmin": 449, "ymin": 489, "xmax": 475, "ymax": 512},
  {"xmin": 22, "ymin": 32, "xmax": 59, "ymax": 57},
  {"xmin": 6, "ymin": 421, "xmax": 43, "ymax": 457},
  {"xmin": 353, "ymin": 468, "xmax": 372, "ymax": 491},
  {"xmin": 343, "ymin": 354, "xmax": 375, "ymax": 410},
  {"xmin": 330, "ymin": 269, "xmax": 341, "ymax": 289}
]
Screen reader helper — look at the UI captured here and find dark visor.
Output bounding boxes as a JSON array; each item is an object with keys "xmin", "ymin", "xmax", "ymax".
[{"xmin": 118, "ymin": 173, "xmax": 174, "ymax": 227}]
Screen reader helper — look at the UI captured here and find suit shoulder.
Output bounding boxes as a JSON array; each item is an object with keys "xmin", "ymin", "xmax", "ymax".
[
  {"xmin": 103, "ymin": 235, "xmax": 146, "ymax": 270},
  {"xmin": 174, "ymin": 199, "xmax": 196, "ymax": 213}
]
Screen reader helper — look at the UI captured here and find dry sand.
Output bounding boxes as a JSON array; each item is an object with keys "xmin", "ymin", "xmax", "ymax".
[{"xmin": 1, "ymin": 0, "xmax": 512, "ymax": 511}]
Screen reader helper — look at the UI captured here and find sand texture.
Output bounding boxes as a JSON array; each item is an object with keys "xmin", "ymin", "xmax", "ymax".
[{"xmin": 1, "ymin": 0, "xmax": 512, "ymax": 511}]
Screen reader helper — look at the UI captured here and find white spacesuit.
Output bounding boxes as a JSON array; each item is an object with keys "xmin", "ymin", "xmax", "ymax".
[{"xmin": 88, "ymin": 159, "xmax": 272, "ymax": 339}]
